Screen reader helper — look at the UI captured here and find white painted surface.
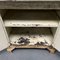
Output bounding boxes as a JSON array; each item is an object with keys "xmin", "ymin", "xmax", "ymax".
[
  {"xmin": 4, "ymin": 20, "xmax": 58, "ymax": 27},
  {"xmin": 0, "ymin": 15, "xmax": 10, "ymax": 51},
  {"xmin": 53, "ymin": 22, "xmax": 60, "ymax": 52}
]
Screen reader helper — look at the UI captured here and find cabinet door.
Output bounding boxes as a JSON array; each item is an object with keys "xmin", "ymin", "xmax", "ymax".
[
  {"xmin": 0, "ymin": 15, "xmax": 10, "ymax": 51},
  {"xmin": 52, "ymin": 22, "xmax": 60, "ymax": 52}
]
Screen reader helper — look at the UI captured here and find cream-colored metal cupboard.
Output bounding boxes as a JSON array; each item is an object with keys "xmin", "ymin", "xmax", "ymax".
[
  {"xmin": 0, "ymin": 1, "xmax": 60, "ymax": 52},
  {"xmin": 0, "ymin": 10, "xmax": 60, "ymax": 52}
]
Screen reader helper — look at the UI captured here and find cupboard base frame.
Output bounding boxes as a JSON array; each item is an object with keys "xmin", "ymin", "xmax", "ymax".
[{"xmin": 7, "ymin": 44, "xmax": 56, "ymax": 53}]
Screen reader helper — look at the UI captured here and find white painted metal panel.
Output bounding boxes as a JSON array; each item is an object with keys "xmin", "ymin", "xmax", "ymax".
[
  {"xmin": 0, "ymin": 15, "xmax": 10, "ymax": 51},
  {"xmin": 4, "ymin": 20, "xmax": 58, "ymax": 27},
  {"xmin": 53, "ymin": 22, "xmax": 60, "ymax": 52}
]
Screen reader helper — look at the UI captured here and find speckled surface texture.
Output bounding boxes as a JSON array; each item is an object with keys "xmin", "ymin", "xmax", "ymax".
[
  {"xmin": 0, "ymin": 49, "xmax": 60, "ymax": 60},
  {"xmin": 0, "ymin": 0, "xmax": 60, "ymax": 60},
  {"xmin": 0, "ymin": 1, "xmax": 60, "ymax": 9}
]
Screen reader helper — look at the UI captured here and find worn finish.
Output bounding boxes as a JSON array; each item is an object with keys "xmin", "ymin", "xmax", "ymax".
[
  {"xmin": 3, "ymin": 10, "xmax": 59, "ymax": 27},
  {"xmin": 0, "ymin": 1, "xmax": 60, "ymax": 9},
  {"xmin": 7, "ymin": 44, "xmax": 56, "ymax": 53},
  {"xmin": 0, "ymin": 0, "xmax": 60, "ymax": 52}
]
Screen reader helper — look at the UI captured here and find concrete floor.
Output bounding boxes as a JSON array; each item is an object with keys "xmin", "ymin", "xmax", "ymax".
[{"xmin": 0, "ymin": 49, "xmax": 60, "ymax": 60}]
